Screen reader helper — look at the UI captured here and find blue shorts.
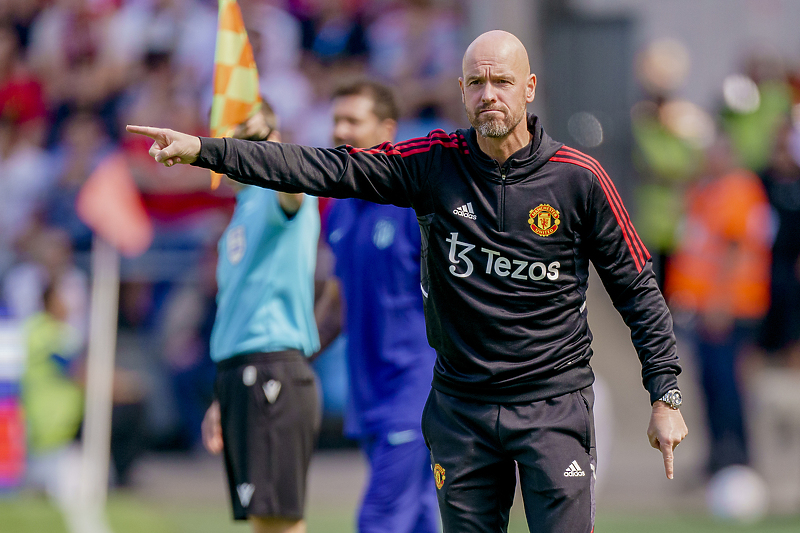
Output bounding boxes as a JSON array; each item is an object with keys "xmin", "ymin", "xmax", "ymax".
[{"xmin": 358, "ymin": 429, "xmax": 440, "ymax": 533}]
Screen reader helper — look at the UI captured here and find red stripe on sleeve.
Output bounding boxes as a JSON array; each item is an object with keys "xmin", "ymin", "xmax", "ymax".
[
  {"xmin": 395, "ymin": 131, "xmax": 453, "ymax": 149},
  {"xmin": 347, "ymin": 145, "xmax": 402, "ymax": 156},
  {"xmin": 557, "ymin": 147, "xmax": 650, "ymax": 263},
  {"xmin": 550, "ymin": 155, "xmax": 644, "ymax": 272},
  {"xmin": 400, "ymin": 144, "xmax": 452, "ymax": 157},
  {"xmin": 395, "ymin": 131, "xmax": 467, "ymax": 155},
  {"xmin": 346, "ymin": 131, "xmax": 466, "ymax": 158}
]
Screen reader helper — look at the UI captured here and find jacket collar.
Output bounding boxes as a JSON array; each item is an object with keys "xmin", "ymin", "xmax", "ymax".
[{"xmin": 462, "ymin": 113, "xmax": 563, "ymax": 183}]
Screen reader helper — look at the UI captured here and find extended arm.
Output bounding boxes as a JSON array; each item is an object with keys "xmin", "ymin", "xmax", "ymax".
[{"xmin": 126, "ymin": 125, "xmax": 420, "ymax": 207}]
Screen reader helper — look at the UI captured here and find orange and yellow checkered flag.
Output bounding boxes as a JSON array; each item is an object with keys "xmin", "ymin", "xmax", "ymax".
[{"xmin": 209, "ymin": 0, "xmax": 261, "ymax": 189}]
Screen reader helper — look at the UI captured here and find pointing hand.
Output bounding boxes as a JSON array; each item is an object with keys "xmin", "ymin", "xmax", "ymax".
[
  {"xmin": 647, "ymin": 402, "xmax": 688, "ymax": 479},
  {"xmin": 126, "ymin": 125, "xmax": 202, "ymax": 167}
]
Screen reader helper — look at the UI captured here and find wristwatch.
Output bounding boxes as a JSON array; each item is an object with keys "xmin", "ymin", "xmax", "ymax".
[{"xmin": 657, "ymin": 389, "xmax": 682, "ymax": 410}]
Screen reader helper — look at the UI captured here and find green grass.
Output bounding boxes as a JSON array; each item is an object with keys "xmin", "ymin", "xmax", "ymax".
[
  {"xmin": 591, "ymin": 514, "xmax": 800, "ymax": 533},
  {"xmin": 0, "ymin": 494, "xmax": 798, "ymax": 533}
]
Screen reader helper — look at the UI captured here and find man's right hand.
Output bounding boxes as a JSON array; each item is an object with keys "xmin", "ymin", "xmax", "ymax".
[
  {"xmin": 126, "ymin": 125, "xmax": 201, "ymax": 167},
  {"xmin": 202, "ymin": 400, "xmax": 223, "ymax": 455}
]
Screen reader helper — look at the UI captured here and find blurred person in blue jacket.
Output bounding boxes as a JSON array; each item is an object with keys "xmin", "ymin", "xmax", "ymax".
[{"xmin": 315, "ymin": 78, "xmax": 439, "ymax": 533}]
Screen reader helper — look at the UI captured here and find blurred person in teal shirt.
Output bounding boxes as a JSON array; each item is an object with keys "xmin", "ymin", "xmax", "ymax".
[{"xmin": 200, "ymin": 100, "xmax": 321, "ymax": 533}]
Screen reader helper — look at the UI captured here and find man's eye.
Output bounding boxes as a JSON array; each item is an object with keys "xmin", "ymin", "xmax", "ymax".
[{"xmin": 469, "ymin": 80, "xmax": 482, "ymax": 86}]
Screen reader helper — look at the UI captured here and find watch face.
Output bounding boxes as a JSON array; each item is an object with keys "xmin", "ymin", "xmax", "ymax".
[{"xmin": 668, "ymin": 390, "xmax": 682, "ymax": 408}]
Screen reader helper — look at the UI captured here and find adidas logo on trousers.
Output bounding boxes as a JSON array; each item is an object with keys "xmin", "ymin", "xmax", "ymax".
[{"xmin": 564, "ymin": 460, "xmax": 586, "ymax": 477}]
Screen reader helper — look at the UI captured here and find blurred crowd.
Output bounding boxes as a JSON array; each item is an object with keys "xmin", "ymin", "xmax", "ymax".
[
  {"xmin": 2, "ymin": 0, "xmax": 800, "ymax": 513},
  {"xmin": 632, "ymin": 37, "xmax": 800, "ymax": 496},
  {"xmin": 0, "ymin": 0, "xmax": 465, "ymax": 488}
]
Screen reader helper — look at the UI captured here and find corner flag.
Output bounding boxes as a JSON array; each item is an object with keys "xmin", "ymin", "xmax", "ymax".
[
  {"xmin": 209, "ymin": 0, "xmax": 261, "ymax": 189},
  {"xmin": 76, "ymin": 153, "xmax": 154, "ymax": 257}
]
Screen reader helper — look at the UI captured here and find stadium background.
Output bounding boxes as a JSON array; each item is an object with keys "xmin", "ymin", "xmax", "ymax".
[{"xmin": 1, "ymin": 0, "xmax": 800, "ymax": 531}]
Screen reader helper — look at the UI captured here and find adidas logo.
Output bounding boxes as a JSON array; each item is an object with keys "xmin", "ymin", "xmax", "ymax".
[
  {"xmin": 453, "ymin": 202, "xmax": 477, "ymax": 220},
  {"xmin": 563, "ymin": 460, "xmax": 586, "ymax": 477}
]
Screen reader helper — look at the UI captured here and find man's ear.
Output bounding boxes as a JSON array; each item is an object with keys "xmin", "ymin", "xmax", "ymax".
[
  {"xmin": 458, "ymin": 77, "xmax": 466, "ymax": 103},
  {"xmin": 526, "ymin": 74, "xmax": 537, "ymax": 103}
]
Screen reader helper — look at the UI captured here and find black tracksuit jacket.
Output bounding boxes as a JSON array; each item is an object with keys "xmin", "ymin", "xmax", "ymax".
[{"xmin": 194, "ymin": 114, "xmax": 680, "ymax": 405}]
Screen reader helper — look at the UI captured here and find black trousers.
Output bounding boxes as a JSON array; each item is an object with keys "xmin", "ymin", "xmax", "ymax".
[{"xmin": 421, "ymin": 387, "xmax": 596, "ymax": 533}]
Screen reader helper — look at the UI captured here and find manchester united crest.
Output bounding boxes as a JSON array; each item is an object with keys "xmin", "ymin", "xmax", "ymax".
[
  {"xmin": 434, "ymin": 464, "xmax": 446, "ymax": 489},
  {"xmin": 528, "ymin": 204, "xmax": 560, "ymax": 237}
]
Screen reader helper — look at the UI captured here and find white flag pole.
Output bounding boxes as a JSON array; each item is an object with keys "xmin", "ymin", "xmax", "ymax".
[{"xmin": 72, "ymin": 235, "xmax": 120, "ymax": 533}]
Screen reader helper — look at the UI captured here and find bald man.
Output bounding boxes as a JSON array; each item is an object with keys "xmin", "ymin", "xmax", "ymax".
[{"xmin": 129, "ymin": 30, "xmax": 687, "ymax": 533}]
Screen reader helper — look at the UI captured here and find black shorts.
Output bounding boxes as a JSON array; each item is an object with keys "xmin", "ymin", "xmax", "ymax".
[
  {"xmin": 421, "ymin": 387, "xmax": 596, "ymax": 533},
  {"xmin": 215, "ymin": 351, "xmax": 321, "ymax": 521}
]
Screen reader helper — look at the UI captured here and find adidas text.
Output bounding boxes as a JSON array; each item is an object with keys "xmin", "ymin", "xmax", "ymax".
[
  {"xmin": 564, "ymin": 460, "xmax": 586, "ymax": 477},
  {"xmin": 453, "ymin": 203, "xmax": 477, "ymax": 220}
]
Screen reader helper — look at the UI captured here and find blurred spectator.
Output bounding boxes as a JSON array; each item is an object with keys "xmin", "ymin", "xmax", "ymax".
[
  {"xmin": 244, "ymin": 2, "xmax": 315, "ymax": 142},
  {"xmin": 243, "ymin": 1, "xmax": 304, "ymax": 74},
  {"xmin": 120, "ymin": 33, "xmax": 220, "ymax": 194},
  {"xmin": 111, "ymin": 280, "xmax": 154, "ymax": 484},
  {"xmin": 0, "ymin": 114, "xmax": 53, "ymax": 275},
  {"xmin": 157, "ymin": 245, "xmax": 218, "ymax": 450},
  {"xmin": 631, "ymin": 38, "xmax": 713, "ymax": 288},
  {"xmin": 121, "ymin": 41, "xmax": 234, "ymax": 257},
  {"xmin": 0, "ymin": 0, "xmax": 46, "ymax": 50},
  {"xmin": 27, "ymin": 0, "xmax": 128, "ymax": 145},
  {"xmin": 0, "ymin": 24, "xmax": 47, "ymax": 146},
  {"xmin": 291, "ymin": 56, "xmax": 357, "ymax": 147},
  {"xmin": 287, "ymin": 0, "xmax": 372, "ymax": 147},
  {"xmin": 109, "ymin": 364, "xmax": 148, "ymax": 487},
  {"xmin": 290, "ymin": 0, "xmax": 369, "ymax": 64},
  {"xmin": 365, "ymin": 0, "xmax": 463, "ymax": 125},
  {"xmin": 757, "ymin": 121, "xmax": 800, "ymax": 365},
  {"xmin": 22, "ymin": 282, "xmax": 84, "ymax": 502},
  {"xmin": 45, "ymin": 110, "xmax": 115, "ymax": 251},
  {"xmin": 2, "ymin": 226, "xmax": 90, "ymax": 345},
  {"xmin": 665, "ymin": 137, "xmax": 772, "ymax": 475},
  {"xmin": 721, "ymin": 54, "xmax": 792, "ymax": 175},
  {"xmin": 108, "ymin": 0, "xmax": 218, "ymax": 113}
]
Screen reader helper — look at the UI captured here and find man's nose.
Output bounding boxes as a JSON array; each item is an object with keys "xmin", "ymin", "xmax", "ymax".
[{"xmin": 481, "ymin": 83, "xmax": 497, "ymax": 103}]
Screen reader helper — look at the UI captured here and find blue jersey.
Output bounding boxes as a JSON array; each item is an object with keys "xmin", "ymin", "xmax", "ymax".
[
  {"xmin": 211, "ymin": 187, "xmax": 320, "ymax": 362},
  {"xmin": 326, "ymin": 199, "xmax": 436, "ymax": 437}
]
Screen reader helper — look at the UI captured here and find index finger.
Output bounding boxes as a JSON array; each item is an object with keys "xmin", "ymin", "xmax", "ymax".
[
  {"xmin": 126, "ymin": 124, "xmax": 164, "ymax": 139},
  {"xmin": 661, "ymin": 441, "xmax": 674, "ymax": 479}
]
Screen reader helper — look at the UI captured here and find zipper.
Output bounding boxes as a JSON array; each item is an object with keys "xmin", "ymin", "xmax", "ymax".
[{"xmin": 499, "ymin": 165, "xmax": 507, "ymax": 232}]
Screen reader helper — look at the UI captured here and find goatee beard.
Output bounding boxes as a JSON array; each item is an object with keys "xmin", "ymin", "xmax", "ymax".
[
  {"xmin": 477, "ymin": 120, "xmax": 511, "ymax": 138},
  {"xmin": 471, "ymin": 108, "xmax": 525, "ymax": 139}
]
